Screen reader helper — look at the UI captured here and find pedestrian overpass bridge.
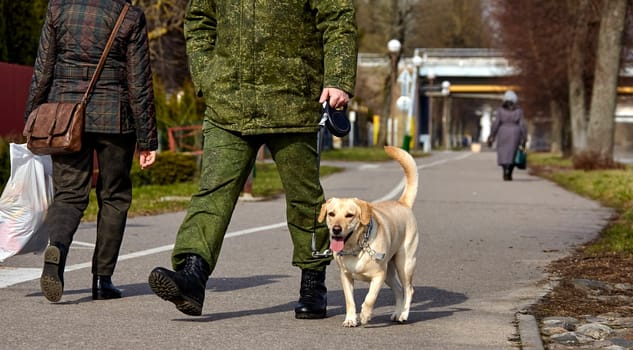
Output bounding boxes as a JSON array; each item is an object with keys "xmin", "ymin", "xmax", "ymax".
[
  {"xmin": 359, "ymin": 48, "xmax": 518, "ymax": 98},
  {"xmin": 357, "ymin": 48, "xmax": 633, "ymax": 151},
  {"xmin": 360, "ymin": 48, "xmax": 633, "ymax": 98}
]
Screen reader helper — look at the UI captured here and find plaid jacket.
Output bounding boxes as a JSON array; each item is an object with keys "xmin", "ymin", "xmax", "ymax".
[{"xmin": 25, "ymin": 0, "xmax": 157, "ymax": 151}]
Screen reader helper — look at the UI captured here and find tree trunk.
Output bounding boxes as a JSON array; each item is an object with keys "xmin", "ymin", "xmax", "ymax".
[
  {"xmin": 442, "ymin": 96, "xmax": 451, "ymax": 149},
  {"xmin": 587, "ymin": 0, "xmax": 627, "ymax": 160},
  {"xmin": 567, "ymin": 0, "xmax": 590, "ymax": 154},
  {"xmin": 549, "ymin": 99, "xmax": 563, "ymax": 154},
  {"xmin": 378, "ymin": 71, "xmax": 392, "ymax": 146},
  {"xmin": 379, "ymin": 53, "xmax": 402, "ymax": 146}
]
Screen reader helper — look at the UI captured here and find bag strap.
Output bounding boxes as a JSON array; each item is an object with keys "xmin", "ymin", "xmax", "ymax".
[{"xmin": 80, "ymin": 3, "xmax": 130, "ymax": 105}]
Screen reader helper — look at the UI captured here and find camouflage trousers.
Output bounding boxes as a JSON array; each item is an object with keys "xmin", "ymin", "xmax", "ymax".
[{"xmin": 171, "ymin": 123, "xmax": 332, "ymax": 272}]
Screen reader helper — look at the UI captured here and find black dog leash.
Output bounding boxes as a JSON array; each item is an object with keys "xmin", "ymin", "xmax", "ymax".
[{"xmin": 312, "ymin": 101, "xmax": 350, "ymax": 258}]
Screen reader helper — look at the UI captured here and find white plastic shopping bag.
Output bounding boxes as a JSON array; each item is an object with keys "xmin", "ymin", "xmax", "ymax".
[{"xmin": 0, "ymin": 143, "xmax": 54, "ymax": 262}]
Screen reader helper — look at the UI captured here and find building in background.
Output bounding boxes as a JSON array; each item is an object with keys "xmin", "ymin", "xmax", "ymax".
[{"xmin": 0, "ymin": 62, "xmax": 33, "ymax": 138}]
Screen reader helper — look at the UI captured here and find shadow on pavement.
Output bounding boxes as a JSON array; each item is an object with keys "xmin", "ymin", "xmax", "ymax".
[
  {"xmin": 25, "ymin": 275, "xmax": 469, "ymax": 326},
  {"xmin": 176, "ymin": 284, "xmax": 468, "ymax": 325}
]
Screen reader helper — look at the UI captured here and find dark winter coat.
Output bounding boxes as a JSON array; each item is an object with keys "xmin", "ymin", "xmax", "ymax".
[
  {"xmin": 184, "ymin": 0, "xmax": 358, "ymax": 135},
  {"xmin": 490, "ymin": 105, "xmax": 527, "ymax": 165},
  {"xmin": 24, "ymin": 0, "xmax": 157, "ymax": 151}
]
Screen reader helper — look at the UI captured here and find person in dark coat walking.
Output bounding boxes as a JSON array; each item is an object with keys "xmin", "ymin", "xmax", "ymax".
[
  {"xmin": 24, "ymin": 0, "xmax": 157, "ymax": 302},
  {"xmin": 488, "ymin": 91, "xmax": 527, "ymax": 181}
]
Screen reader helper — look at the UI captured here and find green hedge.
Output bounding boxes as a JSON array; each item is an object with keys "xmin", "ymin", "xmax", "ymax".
[
  {"xmin": 130, "ymin": 151, "xmax": 198, "ymax": 187},
  {"xmin": 0, "ymin": 139, "xmax": 199, "ymax": 193},
  {"xmin": 154, "ymin": 78, "xmax": 205, "ymax": 151}
]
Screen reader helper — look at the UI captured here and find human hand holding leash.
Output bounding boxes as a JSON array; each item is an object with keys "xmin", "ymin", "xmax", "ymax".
[{"xmin": 320, "ymin": 87, "xmax": 349, "ymax": 108}]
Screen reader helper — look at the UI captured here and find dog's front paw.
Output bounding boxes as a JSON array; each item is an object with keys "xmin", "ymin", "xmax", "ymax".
[
  {"xmin": 390, "ymin": 312, "xmax": 408, "ymax": 323},
  {"xmin": 342, "ymin": 317, "xmax": 359, "ymax": 327},
  {"xmin": 360, "ymin": 310, "xmax": 372, "ymax": 325}
]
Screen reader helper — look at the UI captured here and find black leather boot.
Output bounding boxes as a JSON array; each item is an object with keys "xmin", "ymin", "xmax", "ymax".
[
  {"xmin": 503, "ymin": 166, "xmax": 511, "ymax": 181},
  {"xmin": 92, "ymin": 275, "xmax": 122, "ymax": 300},
  {"xmin": 294, "ymin": 269, "xmax": 327, "ymax": 319},
  {"xmin": 148, "ymin": 254, "xmax": 210, "ymax": 316},
  {"xmin": 40, "ymin": 242, "xmax": 67, "ymax": 302}
]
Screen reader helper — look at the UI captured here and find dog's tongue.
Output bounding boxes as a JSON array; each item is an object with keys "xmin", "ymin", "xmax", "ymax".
[{"xmin": 330, "ymin": 238, "xmax": 344, "ymax": 252}]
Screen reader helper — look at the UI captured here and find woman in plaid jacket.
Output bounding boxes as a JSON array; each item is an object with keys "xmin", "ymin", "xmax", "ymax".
[{"xmin": 24, "ymin": 0, "xmax": 157, "ymax": 303}]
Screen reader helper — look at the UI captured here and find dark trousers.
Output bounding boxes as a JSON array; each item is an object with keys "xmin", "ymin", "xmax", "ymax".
[
  {"xmin": 171, "ymin": 124, "xmax": 331, "ymax": 272},
  {"xmin": 37, "ymin": 132, "xmax": 136, "ymax": 276}
]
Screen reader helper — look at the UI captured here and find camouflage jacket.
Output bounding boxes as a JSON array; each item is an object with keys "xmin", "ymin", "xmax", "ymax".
[
  {"xmin": 25, "ymin": 0, "xmax": 157, "ymax": 151},
  {"xmin": 184, "ymin": 0, "xmax": 358, "ymax": 135}
]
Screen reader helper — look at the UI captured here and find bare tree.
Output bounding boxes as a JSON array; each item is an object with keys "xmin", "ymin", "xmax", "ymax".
[
  {"xmin": 356, "ymin": 0, "xmax": 491, "ymax": 54},
  {"xmin": 133, "ymin": 0, "xmax": 189, "ymax": 91},
  {"xmin": 408, "ymin": 0, "xmax": 491, "ymax": 50},
  {"xmin": 567, "ymin": 0, "xmax": 593, "ymax": 153},
  {"xmin": 355, "ymin": 0, "xmax": 491, "ymax": 145},
  {"xmin": 490, "ymin": 0, "xmax": 631, "ymax": 162},
  {"xmin": 489, "ymin": 1, "xmax": 571, "ymax": 153},
  {"xmin": 586, "ymin": 0, "xmax": 628, "ymax": 161},
  {"xmin": 355, "ymin": 0, "xmax": 396, "ymax": 53}
]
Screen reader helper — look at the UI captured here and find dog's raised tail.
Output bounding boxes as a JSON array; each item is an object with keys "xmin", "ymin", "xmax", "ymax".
[{"xmin": 384, "ymin": 146, "xmax": 418, "ymax": 208}]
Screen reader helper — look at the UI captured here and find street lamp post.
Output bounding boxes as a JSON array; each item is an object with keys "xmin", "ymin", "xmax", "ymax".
[
  {"xmin": 387, "ymin": 39, "xmax": 401, "ymax": 146},
  {"xmin": 441, "ymin": 80, "xmax": 451, "ymax": 150},
  {"xmin": 425, "ymin": 69, "xmax": 436, "ymax": 152},
  {"xmin": 410, "ymin": 51, "xmax": 423, "ymax": 150}
]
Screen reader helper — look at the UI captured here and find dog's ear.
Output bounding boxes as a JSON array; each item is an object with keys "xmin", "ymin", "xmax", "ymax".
[
  {"xmin": 355, "ymin": 199, "xmax": 372, "ymax": 225},
  {"xmin": 318, "ymin": 199, "xmax": 330, "ymax": 223}
]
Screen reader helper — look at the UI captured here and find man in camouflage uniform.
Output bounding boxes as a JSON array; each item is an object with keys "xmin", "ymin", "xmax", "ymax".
[{"xmin": 148, "ymin": 1, "xmax": 357, "ymax": 319}]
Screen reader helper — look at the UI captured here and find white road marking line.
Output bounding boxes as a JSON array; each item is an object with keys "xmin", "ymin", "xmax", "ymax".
[
  {"xmin": 0, "ymin": 152, "xmax": 468, "ymax": 289},
  {"xmin": 0, "ymin": 268, "xmax": 41, "ymax": 288},
  {"xmin": 72, "ymin": 241, "xmax": 96, "ymax": 248},
  {"xmin": 0, "ymin": 223, "xmax": 290, "ymax": 288},
  {"xmin": 376, "ymin": 151, "xmax": 471, "ymax": 202}
]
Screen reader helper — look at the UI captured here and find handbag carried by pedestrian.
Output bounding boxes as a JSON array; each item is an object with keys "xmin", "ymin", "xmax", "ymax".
[
  {"xmin": 23, "ymin": 4, "xmax": 129, "ymax": 155},
  {"xmin": 514, "ymin": 146, "xmax": 527, "ymax": 170}
]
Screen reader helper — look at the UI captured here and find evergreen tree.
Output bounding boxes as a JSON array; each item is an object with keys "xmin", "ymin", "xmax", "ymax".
[{"xmin": 0, "ymin": 0, "xmax": 47, "ymax": 65}]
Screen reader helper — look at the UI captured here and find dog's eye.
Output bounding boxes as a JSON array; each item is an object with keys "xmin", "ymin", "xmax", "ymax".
[
  {"xmin": 345, "ymin": 213, "xmax": 354, "ymax": 218},
  {"xmin": 328, "ymin": 212, "xmax": 335, "ymax": 217}
]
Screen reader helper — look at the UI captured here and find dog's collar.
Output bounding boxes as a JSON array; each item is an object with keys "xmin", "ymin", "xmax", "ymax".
[{"xmin": 337, "ymin": 217, "xmax": 385, "ymax": 261}]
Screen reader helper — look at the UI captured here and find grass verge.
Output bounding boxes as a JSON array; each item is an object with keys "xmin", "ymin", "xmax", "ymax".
[
  {"xmin": 529, "ymin": 152, "xmax": 633, "ymax": 254},
  {"xmin": 83, "ymin": 146, "xmax": 423, "ymax": 222},
  {"xmin": 83, "ymin": 162, "xmax": 341, "ymax": 222},
  {"xmin": 528, "ymin": 152, "xmax": 633, "ymax": 323}
]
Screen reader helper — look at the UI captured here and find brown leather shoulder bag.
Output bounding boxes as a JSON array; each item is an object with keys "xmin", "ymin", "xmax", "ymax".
[{"xmin": 23, "ymin": 4, "xmax": 129, "ymax": 155}]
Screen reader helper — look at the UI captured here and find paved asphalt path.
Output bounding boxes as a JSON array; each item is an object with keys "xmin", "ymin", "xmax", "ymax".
[{"xmin": 0, "ymin": 150, "xmax": 613, "ymax": 350}]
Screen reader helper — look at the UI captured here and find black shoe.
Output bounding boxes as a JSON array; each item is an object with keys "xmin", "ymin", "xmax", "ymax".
[
  {"xmin": 503, "ymin": 166, "xmax": 511, "ymax": 181},
  {"xmin": 92, "ymin": 275, "xmax": 122, "ymax": 300},
  {"xmin": 40, "ymin": 243, "xmax": 67, "ymax": 302},
  {"xmin": 295, "ymin": 269, "xmax": 327, "ymax": 319},
  {"xmin": 148, "ymin": 254, "xmax": 210, "ymax": 316}
]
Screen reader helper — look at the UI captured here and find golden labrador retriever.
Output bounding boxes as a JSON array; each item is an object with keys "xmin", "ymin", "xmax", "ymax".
[{"xmin": 319, "ymin": 146, "xmax": 419, "ymax": 327}]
